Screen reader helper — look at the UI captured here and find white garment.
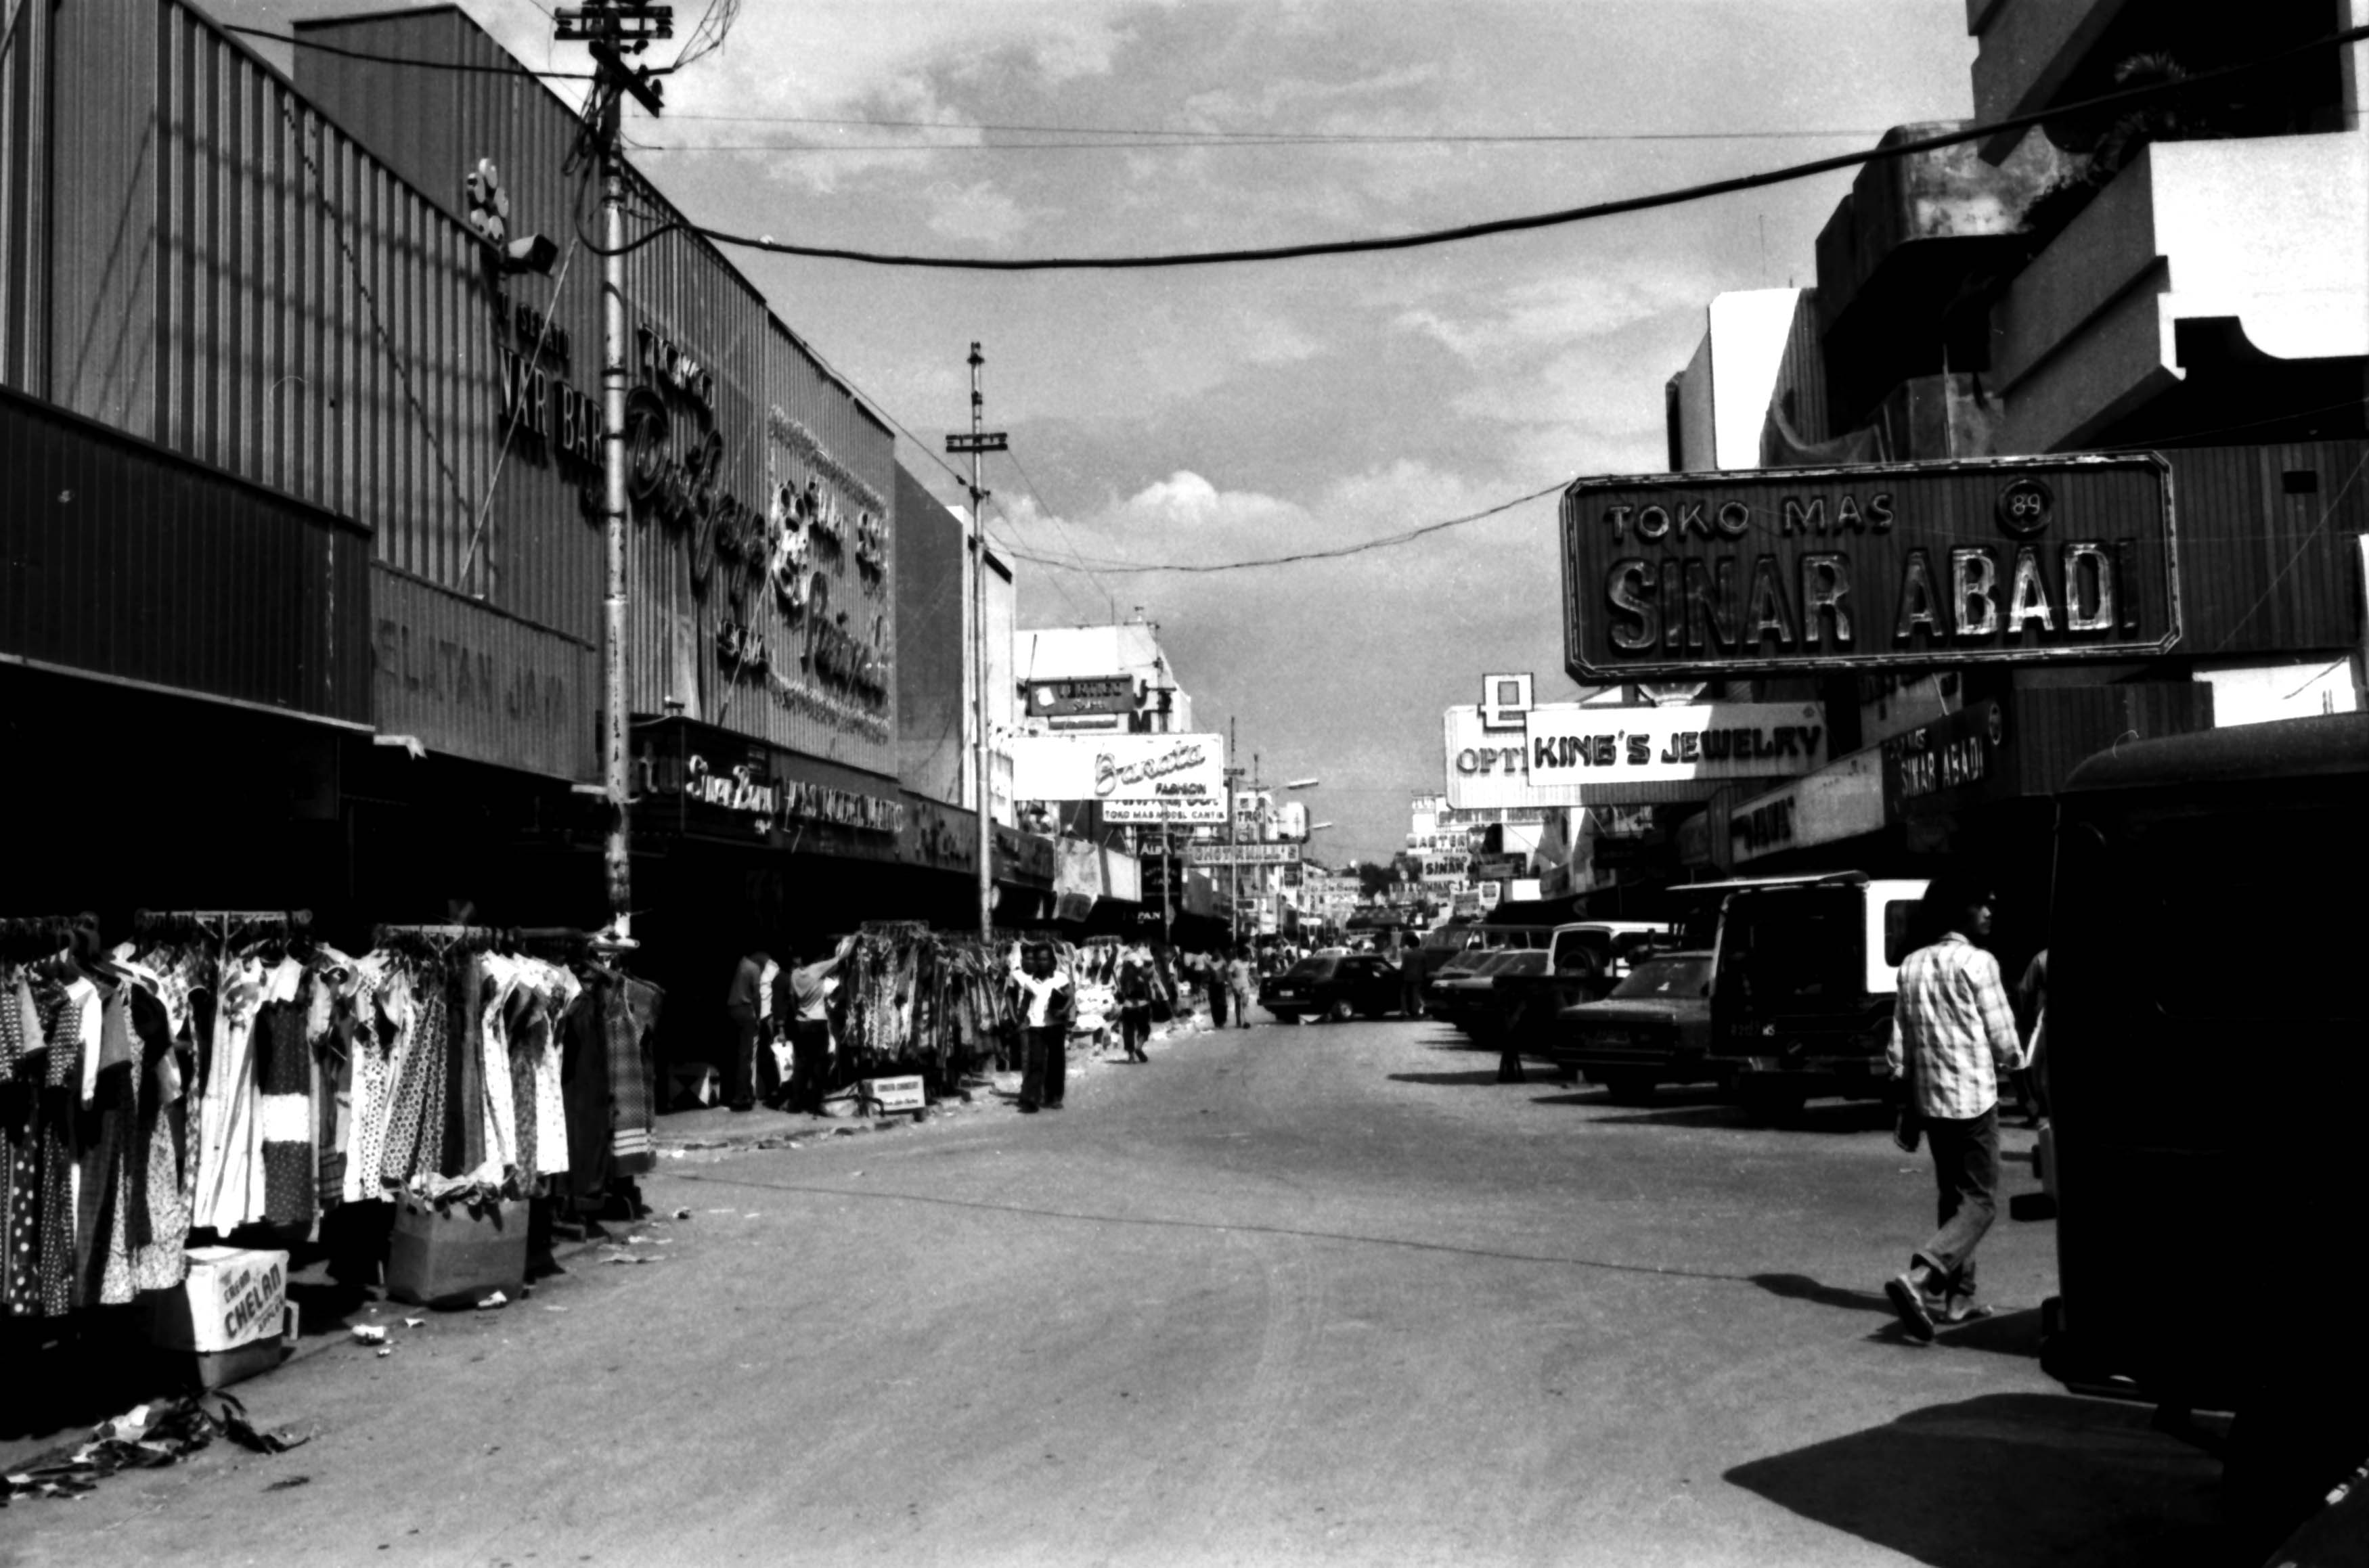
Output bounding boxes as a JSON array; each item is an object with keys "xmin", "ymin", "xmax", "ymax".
[
  {"xmin": 1014, "ymin": 969, "xmax": 1071, "ymax": 1029},
  {"xmin": 192, "ymin": 959, "xmax": 265, "ymax": 1232}
]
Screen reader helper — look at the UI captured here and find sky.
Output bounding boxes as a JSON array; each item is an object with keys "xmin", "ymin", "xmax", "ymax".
[{"xmin": 226, "ymin": 0, "xmax": 1977, "ymax": 865}]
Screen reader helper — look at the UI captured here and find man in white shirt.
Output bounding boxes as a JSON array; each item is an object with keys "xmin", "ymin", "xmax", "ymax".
[
  {"xmin": 1882, "ymin": 878, "xmax": 2026, "ymax": 1340},
  {"xmin": 774, "ymin": 936, "xmax": 854, "ymax": 1117},
  {"xmin": 1009, "ymin": 942, "xmax": 1075, "ymax": 1113}
]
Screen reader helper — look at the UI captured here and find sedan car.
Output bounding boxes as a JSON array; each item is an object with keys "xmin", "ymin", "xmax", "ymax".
[
  {"xmin": 1426, "ymin": 950, "xmax": 1526, "ymax": 1035},
  {"xmin": 1548, "ymin": 951, "xmax": 1715, "ymax": 1102},
  {"xmin": 1262, "ymin": 954, "xmax": 1404, "ymax": 1023}
]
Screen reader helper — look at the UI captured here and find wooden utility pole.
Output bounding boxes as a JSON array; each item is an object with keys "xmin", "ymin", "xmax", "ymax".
[
  {"xmin": 556, "ymin": 0, "xmax": 669, "ymax": 936},
  {"xmin": 946, "ymin": 346, "xmax": 1008, "ymax": 945}
]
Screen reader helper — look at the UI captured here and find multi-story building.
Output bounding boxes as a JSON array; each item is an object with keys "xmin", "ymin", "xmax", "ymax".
[{"xmin": 1648, "ymin": 0, "xmax": 2368, "ymax": 954}]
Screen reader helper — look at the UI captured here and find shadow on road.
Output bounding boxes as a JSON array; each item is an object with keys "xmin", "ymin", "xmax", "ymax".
[
  {"xmin": 1725, "ymin": 1391, "xmax": 2232, "ymax": 1567},
  {"xmin": 1387, "ymin": 1069, "xmax": 1515, "ymax": 1087},
  {"xmin": 1750, "ymin": 1271, "xmax": 1895, "ymax": 1315},
  {"xmin": 1587, "ymin": 1100, "xmax": 1898, "ymax": 1134}
]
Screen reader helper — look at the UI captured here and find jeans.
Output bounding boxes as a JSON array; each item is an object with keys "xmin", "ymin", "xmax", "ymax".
[
  {"xmin": 789, "ymin": 1021, "xmax": 832, "ymax": 1116},
  {"xmin": 1020, "ymin": 1025, "xmax": 1067, "ymax": 1108},
  {"xmin": 1914, "ymin": 1106, "xmax": 2001, "ymax": 1301},
  {"xmin": 1120, "ymin": 1006, "xmax": 1150, "ymax": 1059}
]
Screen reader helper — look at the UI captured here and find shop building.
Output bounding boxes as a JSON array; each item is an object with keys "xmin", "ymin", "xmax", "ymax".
[
  {"xmin": 0, "ymin": 1, "xmax": 1010, "ymax": 1058},
  {"xmin": 1634, "ymin": 1, "xmax": 2369, "ymax": 933}
]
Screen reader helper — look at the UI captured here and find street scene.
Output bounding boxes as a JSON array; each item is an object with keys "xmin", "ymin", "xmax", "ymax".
[{"xmin": 3, "ymin": 1, "xmax": 2368, "ymax": 1565}]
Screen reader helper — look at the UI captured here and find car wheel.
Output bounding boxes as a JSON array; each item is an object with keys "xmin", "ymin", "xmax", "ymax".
[{"xmin": 1327, "ymin": 999, "xmax": 1354, "ymax": 1023}]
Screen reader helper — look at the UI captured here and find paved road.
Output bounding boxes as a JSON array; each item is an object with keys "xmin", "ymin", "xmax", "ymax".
[{"xmin": 6, "ymin": 1016, "xmax": 2226, "ymax": 1567}]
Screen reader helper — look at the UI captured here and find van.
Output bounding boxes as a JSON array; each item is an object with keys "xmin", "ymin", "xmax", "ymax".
[{"xmin": 1700, "ymin": 872, "xmax": 1929, "ymax": 1115}]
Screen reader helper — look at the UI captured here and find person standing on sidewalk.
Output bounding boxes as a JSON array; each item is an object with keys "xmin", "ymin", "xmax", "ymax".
[
  {"xmin": 1200, "ymin": 949, "xmax": 1230, "ymax": 1029},
  {"xmin": 1882, "ymin": 878, "xmax": 2027, "ymax": 1340},
  {"xmin": 776, "ymin": 936, "xmax": 855, "ymax": 1118},
  {"xmin": 1010, "ymin": 942, "xmax": 1076, "ymax": 1112},
  {"xmin": 1224, "ymin": 947, "xmax": 1257, "ymax": 1029},
  {"xmin": 724, "ymin": 945, "xmax": 774, "ymax": 1113}
]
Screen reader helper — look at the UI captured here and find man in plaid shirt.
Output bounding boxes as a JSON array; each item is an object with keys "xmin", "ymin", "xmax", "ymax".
[{"xmin": 1882, "ymin": 878, "xmax": 2026, "ymax": 1341}]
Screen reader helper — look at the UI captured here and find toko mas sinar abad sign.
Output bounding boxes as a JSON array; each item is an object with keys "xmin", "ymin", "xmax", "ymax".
[{"xmin": 1558, "ymin": 453, "xmax": 2179, "ymax": 680}]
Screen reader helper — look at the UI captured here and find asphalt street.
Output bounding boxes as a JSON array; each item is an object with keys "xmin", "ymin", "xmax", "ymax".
[{"xmin": 2, "ymin": 1014, "xmax": 2228, "ymax": 1567}]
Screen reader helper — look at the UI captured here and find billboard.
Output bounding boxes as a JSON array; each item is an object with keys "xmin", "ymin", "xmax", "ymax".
[
  {"xmin": 1187, "ymin": 843, "xmax": 1303, "ymax": 868},
  {"xmin": 1559, "ymin": 453, "xmax": 2179, "ymax": 681},
  {"xmin": 1008, "ymin": 732, "xmax": 1227, "ymax": 822},
  {"xmin": 1025, "ymin": 675, "xmax": 1135, "ymax": 732}
]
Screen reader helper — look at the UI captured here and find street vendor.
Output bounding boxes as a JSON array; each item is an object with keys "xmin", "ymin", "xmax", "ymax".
[
  {"xmin": 1009, "ymin": 941, "xmax": 1076, "ymax": 1112},
  {"xmin": 774, "ymin": 935, "xmax": 856, "ymax": 1117}
]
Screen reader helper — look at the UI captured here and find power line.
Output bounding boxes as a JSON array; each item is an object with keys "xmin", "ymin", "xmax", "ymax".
[
  {"xmin": 999, "ymin": 449, "xmax": 1120, "ymax": 614},
  {"xmin": 624, "ymin": 129, "xmax": 1891, "ymax": 154},
  {"xmin": 1006, "ymin": 481, "xmax": 1567, "ymax": 575},
  {"xmin": 652, "ymin": 113, "xmax": 1895, "ymax": 145},
  {"xmin": 223, "ymin": 22, "xmax": 595, "ymax": 79},
  {"xmin": 585, "ymin": 24, "xmax": 2369, "ymax": 271}
]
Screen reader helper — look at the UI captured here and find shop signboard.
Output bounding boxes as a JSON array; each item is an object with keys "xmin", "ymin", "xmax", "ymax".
[
  {"xmin": 1186, "ymin": 843, "xmax": 1303, "ymax": 868},
  {"xmin": 1446, "ymin": 702, "xmax": 1821, "ymax": 807},
  {"xmin": 1009, "ymin": 732, "xmax": 1227, "ymax": 822},
  {"xmin": 895, "ymin": 793, "xmax": 977, "ymax": 874},
  {"xmin": 1560, "ymin": 453, "xmax": 2179, "ymax": 680},
  {"xmin": 634, "ymin": 718, "xmax": 903, "ymax": 855},
  {"xmin": 1026, "ymin": 675, "xmax": 1135, "ymax": 732},
  {"xmin": 1729, "ymin": 747, "xmax": 1890, "ymax": 864},
  {"xmin": 1881, "ymin": 700, "xmax": 2010, "ymax": 818}
]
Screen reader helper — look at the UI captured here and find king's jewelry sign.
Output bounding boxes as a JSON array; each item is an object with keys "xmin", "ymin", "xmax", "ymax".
[
  {"xmin": 1007, "ymin": 733, "xmax": 1228, "ymax": 823},
  {"xmin": 1559, "ymin": 453, "xmax": 2179, "ymax": 680}
]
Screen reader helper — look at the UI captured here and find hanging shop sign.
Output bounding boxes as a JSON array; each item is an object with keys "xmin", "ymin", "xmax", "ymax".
[
  {"xmin": 1882, "ymin": 699, "xmax": 2009, "ymax": 817},
  {"xmin": 994, "ymin": 825, "xmax": 1058, "ymax": 889},
  {"xmin": 1185, "ymin": 843, "xmax": 1304, "ymax": 868},
  {"xmin": 1729, "ymin": 747, "xmax": 1890, "ymax": 864},
  {"xmin": 632, "ymin": 719, "xmax": 903, "ymax": 850},
  {"xmin": 1524, "ymin": 702, "xmax": 1828, "ymax": 786},
  {"xmin": 1027, "ymin": 676, "xmax": 1135, "ymax": 720},
  {"xmin": 1559, "ymin": 453, "xmax": 2179, "ymax": 680},
  {"xmin": 1446, "ymin": 703, "xmax": 1813, "ymax": 809},
  {"xmin": 1007, "ymin": 732, "xmax": 1228, "ymax": 822},
  {"xmin": 896, "ymin": 794, "xmax": 978, "ymax": 874}
]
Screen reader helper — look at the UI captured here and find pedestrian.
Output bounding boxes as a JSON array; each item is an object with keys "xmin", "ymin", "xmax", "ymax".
[
  {"xmin": 723, "ymin": 943, "xmax": 774, "ymax": 1113},
  {"xmin": 1201, "ymin": 949, "xmax": 1230, "ymax": 1029},
  {"xmin": 1009, "ymin": 941, "xmax": 1076, "ymax": 1112},
  {"xmin": 1882, "ymin": 877, "xmax": 2027, "ymax": 1341},
  {"xmin": 2013, "ymin": 947, "xmax": 2050, "ymax": 1127},
  {"xmin": 1225, "ymin": 945, "xmax": 1256, "ymax": 1029},
  {"xmin": 1116, "ymin": 946, "xmax": 1154, "ymax": 1062},
  {"xmin": 1394, "ymin": 931, "xmax": 1426, "ymax": 1018},
  {"xmin": 776, "ymin": 935, "xmax": 854, "ymax": 1118}
]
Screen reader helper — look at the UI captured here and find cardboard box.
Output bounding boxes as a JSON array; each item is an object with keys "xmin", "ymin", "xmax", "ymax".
[
  {"xmin": 150, "ymin": 1247, "xmax": 289, "ymax": 1353},
  {"xmin": 166, "ymin": 1303, "xmax": 299, "ymax": 1391},
  {"xmin": 860, "ymin": 1075, "xmax": 926, "ymax": 1115},
  {"xmin": 386, "ymin": 1196, "xmax": 529, "ymax": 1308}
]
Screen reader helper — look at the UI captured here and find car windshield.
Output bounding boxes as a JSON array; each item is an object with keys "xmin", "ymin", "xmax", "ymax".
[
  {"xmin": 1610, "ymin": 956, "xmax": 1712, "ymax": 999},
  {"xmin": 1496, "ymin": 951, "xmax": 1550, "ymax": 977},
  {"xmin": 1285, "ymin": 958, "xmax": 1339, "ymax": 980},
  {"xmin": 1719, "ymin": 889, "xmax": 1864, "ymax": 1006}
]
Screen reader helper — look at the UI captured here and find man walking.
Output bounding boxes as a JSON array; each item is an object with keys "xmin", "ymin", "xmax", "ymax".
[
  {"xmin": 776, "ymin": 936, "xmax": 854, "ymax": 1118},
  {"xmin": 1010, "ymin": 941, "xmax": 1076, "ymax": 1112},
  {"xmin": 1115, "ymin": 946, "xmax": 1154, "ymax": 1062},
  {"xmin": 1882, "ymin": 878, "xmax": 2027, "ymax": 1340},
  {"xmin": 1224, "ymin": 946, "xmax": 1256, "ymax": 1029}
]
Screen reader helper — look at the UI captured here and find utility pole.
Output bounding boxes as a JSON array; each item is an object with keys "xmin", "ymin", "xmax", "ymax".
[
  {"xmin": 1225, "ymin": 716, "xmax": 1245, "ymax": 948},
  {"xmin": 557, "ymin": 0, "xmax": 669, "ymax": 935},
  {"xmin": 946, "ymin": 345, "xmax": 1007, "ymax": 945}
]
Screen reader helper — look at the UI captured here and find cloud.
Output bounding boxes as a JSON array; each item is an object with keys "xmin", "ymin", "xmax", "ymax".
[
  {"xmin": 923, "ymin": 180, "xmax": 1033, "ymax": 245},
  {"xmin": 1394, "ymin": 271, "xmax": 1712, "ymax": 361}
]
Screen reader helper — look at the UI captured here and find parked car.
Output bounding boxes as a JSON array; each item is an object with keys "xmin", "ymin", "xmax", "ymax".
[
  {"xmin": 1701, "ymin": 873, "xmax": 1929, "ymax": 1117},
  {"xmin": 1492, "ymin": 921, "xmax": 1676, "ymax": 1048},
  {"xmin": 1420, "ymin": 927, "xmax": 1549, "ymax": 1018},
  {"xmin": 1426, "ymin": 949, "xmax": 1528, "ymax": 1035},
  {"xmin": 1262, "ymin": 954, "xmax": 1403, "ymax": 1023},
  {"xmin": 1550, "ymin": 950, "xmax": 1715, "ymax": 1100}
]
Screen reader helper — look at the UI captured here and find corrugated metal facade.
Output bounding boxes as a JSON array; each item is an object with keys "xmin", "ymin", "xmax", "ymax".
[
  {"xmin": 297, "ymin": 7, "xmax": 900, "ymax": 782},
  {"xmin": 895, "ymin": 464, "xmax": 968, "ymax": 807},
  {"xmin": 0, "ymin": 382, "xmax": 372, "ymax": 723},
  {"xmin": 372, "ymin": 566, "xmax": 597, "ymax": 780},
  {"xmin": 2163, "ymin": 440, "xmax": 2368, "ymax": 657},
  {"xmin": 0, "ymin": 0, "xmax": 53, "ymax": 395}
]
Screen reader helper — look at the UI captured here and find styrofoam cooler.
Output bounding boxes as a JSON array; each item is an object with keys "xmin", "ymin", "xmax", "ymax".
[
  {"xmin": 386, "ymin": 1195, "xmax": 529, "ymax": 1307},
  {"xmin": 148, "ymin": 1246, "xmax": 299, "ymax": 1389}
]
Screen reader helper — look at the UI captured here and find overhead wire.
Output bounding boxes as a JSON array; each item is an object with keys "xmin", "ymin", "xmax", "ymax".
[
  {"xmin": 649, "ymin": 112, "xmax": 1896, "ymax": 144},
  {"xmin": 223, "ymin": 22, "xmax": 595, "ymax": 79},
  {"xmin": 581, "ymin": 23, "xmax": 2369, "ymax": 270},
  {"xmin": 998, "ymin": 449, "xmax": 1121, "ymax": 613}
]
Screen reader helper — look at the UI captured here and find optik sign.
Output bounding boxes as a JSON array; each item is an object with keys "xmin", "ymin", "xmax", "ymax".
[{"xmin": 1559, "ymin": 453, "xmax": 2179, "ymax": 681}]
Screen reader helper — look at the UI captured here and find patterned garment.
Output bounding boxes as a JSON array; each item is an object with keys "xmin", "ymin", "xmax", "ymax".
[
  {"xmin": 608, "ymin": 977, "xmax": 663, "ymax": 1175},
  {"xmin": 3, "ymin": 1084, "xmax": 39, "ymax": 1315},
  {"xmin": 127, "ymin": 985, "xmax": 188, "ymax": 1294},
  {"xmin": 1886, "ymin": 933, "xmax": 2025, "ymax": 1121},
  {"xmin": 256, "ymin": 1000, "xmax": 316, "ymax": 1226},
  {"xmin": 0, "ymin": 973, "xmax": 24, "ymax": 1081},
  {"xmin": 345, "ymin": 966, "xmax": 394, "ymax": 1204},
  {"xmin": 379, "ymin": 964, "xmax": 449, "ymax": 1188},
  {"xmin": 81, "ymin": 988, "xmax": 138, "ymax": 1306}
]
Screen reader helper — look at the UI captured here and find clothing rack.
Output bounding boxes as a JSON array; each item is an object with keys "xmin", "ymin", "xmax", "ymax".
[
  {"xmin": 131, "ymin": 909, "xmax": 312, "ymax": 958},
  {"xmin": 0, "ymin": 913, "xmax": 102, "ymax": 962},
  {"xmin": 370, "ymin": 922, "xmax": 516, "ymax": 956}
]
